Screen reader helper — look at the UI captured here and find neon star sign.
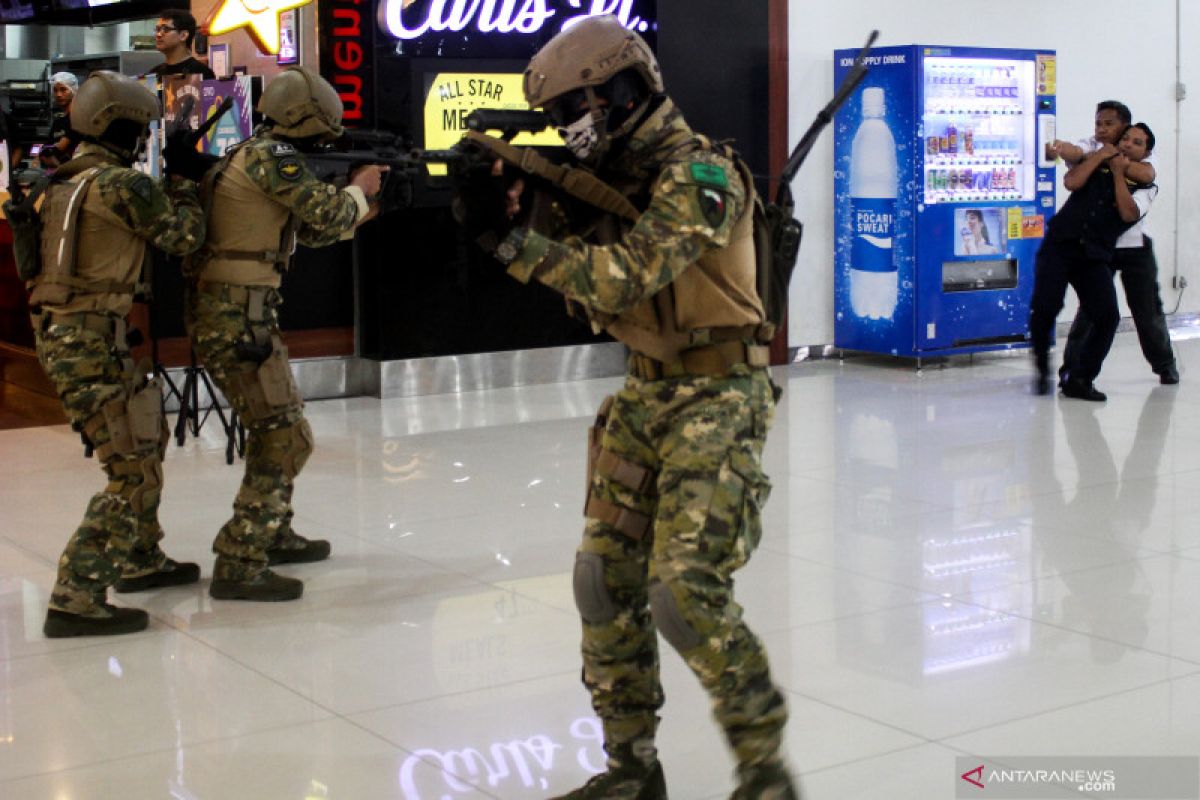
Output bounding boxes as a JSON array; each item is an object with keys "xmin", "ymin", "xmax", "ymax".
[{"xmin": 209, "ymin": 0, "xmax": 312, "ymax": 55}]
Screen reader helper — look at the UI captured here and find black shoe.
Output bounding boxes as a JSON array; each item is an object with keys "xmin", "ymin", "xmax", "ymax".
[
  {"xmin": 1159, "ymin": 366, "xmax": 1180, "ymax": 385},
  {"xmin": 1060, "ymin": 378, "xmax": 1107, "ymax": 401},
  {"xmin": 210, "ymin": 569, "xmax": 304, "ymax": 602},
  {"xmin": 44, "ymin": 605, "xmax": 149, "ymax": 638},
  {"xmin": 266, "ymin": 533, "xmax": 331, "ymax": 565},
  {"xmin": 114, "ymin": 559, "xmax": 201, "ymax": 593},
  {"xmin": 1033, "ymin": 373, "xmax": 1051, "ymax": 396}
]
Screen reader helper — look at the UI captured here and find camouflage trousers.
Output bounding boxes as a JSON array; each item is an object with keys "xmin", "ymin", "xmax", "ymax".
[
  {"xmin": 186, "ymin": 286, "xmax": 313, "ymax": 580},
  {"xmin": 35, "ymin": 322, "xmax": 169, "ymax": 614},
  {"xmin": 577, "ymin": 364, "xmax": 787, "ymax": 770}
]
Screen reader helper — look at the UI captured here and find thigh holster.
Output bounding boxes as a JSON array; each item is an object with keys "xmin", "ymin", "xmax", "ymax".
[
  {"xmin": 584, "ymin": 397, "xmax": 657, "ymax": 541},
  {"xmin": 84, "ymin": 378, "xmax": 164, "ymax": 461},
  {"xmin": 229, "ymin": 334, "xmax": 302, "ymax": 422}
]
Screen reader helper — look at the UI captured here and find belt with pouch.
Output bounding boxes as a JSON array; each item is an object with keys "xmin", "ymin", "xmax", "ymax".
[
  {"xmin": 33, "ymin": 310, "xmax": 129, "ymax": 349},
  {"xmin": 628, "ymin": 340, "xmax": 770, "ymax": 381}
]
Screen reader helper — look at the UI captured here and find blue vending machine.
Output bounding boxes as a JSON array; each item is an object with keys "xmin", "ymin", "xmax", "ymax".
[{"xmin": 833, "ymin": 45, "xmax": 1058, "ymax": 358}]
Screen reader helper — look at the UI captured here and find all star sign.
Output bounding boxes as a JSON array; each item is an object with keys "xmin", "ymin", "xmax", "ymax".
[
  {"xmin": 209, "ymin": 0, "xmax": 313, "ymax": 55},
  {"xmin": 379, "ymin": 0, "xmax": 654, "ymax": 43}
]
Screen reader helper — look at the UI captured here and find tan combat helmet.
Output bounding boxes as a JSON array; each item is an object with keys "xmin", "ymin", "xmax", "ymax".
[
  {"xmin": 70, "ymin": 71, "xmax": 160, "ymax": 138},
  {"xmin": 523, "ymin": 15, "xmax": 662, "ymax": 109},
  {"xmin": 258, "ymin": 67, "xmax": 345, "ymax": 141}
]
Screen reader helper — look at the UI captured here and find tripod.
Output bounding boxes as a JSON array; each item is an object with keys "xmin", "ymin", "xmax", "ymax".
[
  {"xmin": 170, "ymin": 347, "xmax": 244, "ymax": 465},
  {"xmin": 145, "ymin": 251, "xmax": 244, "ymax": 464}
]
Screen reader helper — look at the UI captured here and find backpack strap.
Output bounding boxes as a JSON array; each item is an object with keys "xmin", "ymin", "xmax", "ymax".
[{"xmin": 42, "ymin": 167, "xmax": 134, "ymax": 292}]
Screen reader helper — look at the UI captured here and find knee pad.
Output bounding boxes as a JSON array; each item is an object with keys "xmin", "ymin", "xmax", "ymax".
[
  {"xmin": 649, "ymin": 581, "xmax": 701, "ymax": 652},
  {"xmin": 573, "ymin": 551, "xmax": 616, "ymax": 624},
  {"xmin": 104, "ymin": 453, "xmax": 163, "ymax": 514},
  {"xmin": 259, "ymin": 418, "xmax": 314, "ymax": 479}
]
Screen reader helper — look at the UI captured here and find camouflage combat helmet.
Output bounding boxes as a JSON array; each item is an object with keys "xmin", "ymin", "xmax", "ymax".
[
  {"xmin": 258, "ymin": 67, "xmax": 344, "ymax": 141},
  {"xmin": 70, "ymin": 71, "xmax": 160, "ymax": 138},
  {"xmin": 523, "ymin": 15, "xmax": 662, "ymax": 109}
]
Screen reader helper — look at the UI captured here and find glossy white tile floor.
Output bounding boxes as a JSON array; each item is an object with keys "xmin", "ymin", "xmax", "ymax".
[{"xmin": 3, "ymin": 331, "xmax": 1200, "ymax": 799}]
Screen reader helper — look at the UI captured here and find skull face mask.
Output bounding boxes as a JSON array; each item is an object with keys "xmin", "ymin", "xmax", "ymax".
[{"xmin": 558, "ymin": 110, "xmax": 601, "ymax": 162}]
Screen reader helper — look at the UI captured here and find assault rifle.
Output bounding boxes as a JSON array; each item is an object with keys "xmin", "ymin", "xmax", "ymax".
[{"xmin": 306, "ymin": 109, "xmax": 555, "ymax": 212}]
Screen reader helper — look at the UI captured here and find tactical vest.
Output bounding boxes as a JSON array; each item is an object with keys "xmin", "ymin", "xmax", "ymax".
[
  {"xmin": 193, "ymin": 142, "xmax": 299, "ymax": 289},
  {"xmin": 590, "ymin": 139, "xmax": 768, "ymax": 365},
  {"xmin": 29, "ymin": 158, "xmax": 144, "ymax": 315}
]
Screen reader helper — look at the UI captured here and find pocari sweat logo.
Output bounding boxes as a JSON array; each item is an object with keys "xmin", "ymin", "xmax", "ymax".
[{"xmin": 852, "ymin": 199, "xmax": 896, "ymax": 271}]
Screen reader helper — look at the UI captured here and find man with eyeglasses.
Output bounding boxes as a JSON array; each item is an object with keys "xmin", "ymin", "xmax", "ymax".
[{"xmin": 148, "ymin": 9, "xmax": 216, "ymax": 80}]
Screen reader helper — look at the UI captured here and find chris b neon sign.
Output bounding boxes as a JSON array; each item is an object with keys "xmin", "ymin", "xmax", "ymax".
[{"xmin": 379, "ymin": 0, "xmax": 653, "ymax": 40}]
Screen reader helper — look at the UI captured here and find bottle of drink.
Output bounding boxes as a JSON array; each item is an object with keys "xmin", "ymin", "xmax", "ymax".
[
  {"xmin": 848, "ymin": 87, "xmax": 899, "ymax": 320},
  {"xmin": 947, "ymin": 121, "xmax": 957, "ymax": 154}
]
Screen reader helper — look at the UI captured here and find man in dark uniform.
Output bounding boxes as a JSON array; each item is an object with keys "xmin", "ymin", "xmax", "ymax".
[
  {"xmin": 148, "ymin": 9, "xmax": 216, "ymax": 80},
  {"xmin": 462, "ymin": 15, "xmax": 798, "ymax": 800},
  {"xmin": 1030, "ymin": 125, "xmax": 1153, "ymax": 400},
  {"xmin": 185, "ymin": 67, "xmax": 384, "ymax": 601},
  {"xmin": 31, "ymin": 72, "xmax": 208, "ymax": 637}
]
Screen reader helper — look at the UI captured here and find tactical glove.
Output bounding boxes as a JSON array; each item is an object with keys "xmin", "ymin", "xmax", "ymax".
[
  {"xmin": 451, "ymin": 172, "xmax": 515, "ymax": 253},
  {"xmin": 163, "ymin": 131, "xmax": 219, "ymax": 183}
]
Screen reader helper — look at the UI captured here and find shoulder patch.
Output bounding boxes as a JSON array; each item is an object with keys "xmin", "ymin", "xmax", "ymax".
[
  {"xmin": 128, "ymin": 174, "xmax": 157, "ymax": 202},
  {"xmin": 698, "ymin": 188, "xmax": 727, "ymax": 228},
  {"xmin": 277, "ymin": 157, "xmax": 303, "ymax": 181},
  {"xmin": 690, "ymin": 162, "xmax": 728, "ymax": 189},
  {"xmin": 270, "ymin": 142, "xmax": 297, "ymax": 156}
]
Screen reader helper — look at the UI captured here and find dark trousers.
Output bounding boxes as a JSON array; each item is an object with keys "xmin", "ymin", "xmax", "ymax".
[
  {"xmin": 1029, "ymin": 239, "xmax": 1120, "ymax": 383},
  {"xmin": 1061, "ymin": 236, "xmax": 1176, "ymax": 377}
]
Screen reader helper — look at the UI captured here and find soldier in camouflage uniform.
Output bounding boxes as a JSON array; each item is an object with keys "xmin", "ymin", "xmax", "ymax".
[
  {"xmin": 32, "ymin": 72, "xmax": 207, "ymax": 638},
  {"xmin": 460, "ymin": 16, "xmax": 798, "ymax": 800},
  {"xmin": 185, "ymin": 67, "xmax": 384, "ymax": 601}
]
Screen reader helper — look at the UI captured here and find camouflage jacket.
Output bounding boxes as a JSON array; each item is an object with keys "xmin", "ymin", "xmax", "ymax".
[
  {"xmin": 240, "ymin": 132, "xmax": 364, "ymax": 248},
  {"xmin": 503, "ymin": 100, "xmax": 748, "ymax": 318}
]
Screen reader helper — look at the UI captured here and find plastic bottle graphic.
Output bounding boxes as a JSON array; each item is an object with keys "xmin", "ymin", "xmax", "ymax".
[{"xmin": 848, "ymin": 86, "xmax": 899, "ymax": 320}]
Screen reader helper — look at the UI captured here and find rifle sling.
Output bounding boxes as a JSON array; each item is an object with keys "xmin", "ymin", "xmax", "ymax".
[{"xmin": 463, "ymin": 131, "xmax": 640, "ymax": 223}]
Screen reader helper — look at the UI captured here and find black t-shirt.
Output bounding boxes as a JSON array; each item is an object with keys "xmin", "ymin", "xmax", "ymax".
[
  {"xmin": 47, "ymin": 110, "xmax": 81, "ymax": 156},
  {"xmin": 148, "ymin": 57, "xmax": 216, "ymax": 80}
]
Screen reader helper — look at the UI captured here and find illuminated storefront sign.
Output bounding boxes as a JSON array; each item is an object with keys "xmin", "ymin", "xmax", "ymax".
[
  {"xmin": 209, "ymin": 0, "xmax": 313, "ymax": 55},
  {"xmin": 422, "ymin": 72, "xmax": 560, "ymax": 173},
  {"xmin": 378, "ymin": 0, "xmax": 657, "ymax": 52},
  {"xmin": 319, "ymin": 0, "xmax": 376, "ymax": 126}
]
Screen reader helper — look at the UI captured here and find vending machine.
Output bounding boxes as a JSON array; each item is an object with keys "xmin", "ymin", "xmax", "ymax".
[{"xmin": 833, "ymin": 45, "xmax": 1057, "ymax": 358}]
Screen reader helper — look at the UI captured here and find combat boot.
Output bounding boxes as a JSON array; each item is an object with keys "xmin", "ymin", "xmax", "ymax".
[
  {"xmin": 730, "ymin": 761, "xmax": 800, "ymax": 800},
  {"xmin": 44, "ymin": 601, "xmax": 149, "ymax": 638},
  {"xmin": 210, "ymin": 558, "xmax": 304, "ymax": 602},
  {"xmin": 114, "ymin": 558, "xmax": 201, "ymax": 593},
  {"xmin": 266, "ymin": 529, "xmax": 331, "ymax": 565},
  {"xmin": 551, "ymin": 759, "xmax": 667, "ymax": 800}
]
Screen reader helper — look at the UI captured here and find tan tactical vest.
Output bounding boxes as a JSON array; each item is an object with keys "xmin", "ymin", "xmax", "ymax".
[
  {"xmin": 196, "ymin": 145, "xmax": 296, "ymax": 289},
  {"xmin": 593, "ymin": 146, "xmax": 766, "ymax": 364},
  {"xmin": 30, "ymin": 163, "xmax": 145, "ymax": 316}
]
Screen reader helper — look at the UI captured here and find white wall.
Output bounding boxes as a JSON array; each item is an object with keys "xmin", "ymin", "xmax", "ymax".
[{"xmin": 788, "ymin": 0, "xmax": 1190, "ymax": 347}]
